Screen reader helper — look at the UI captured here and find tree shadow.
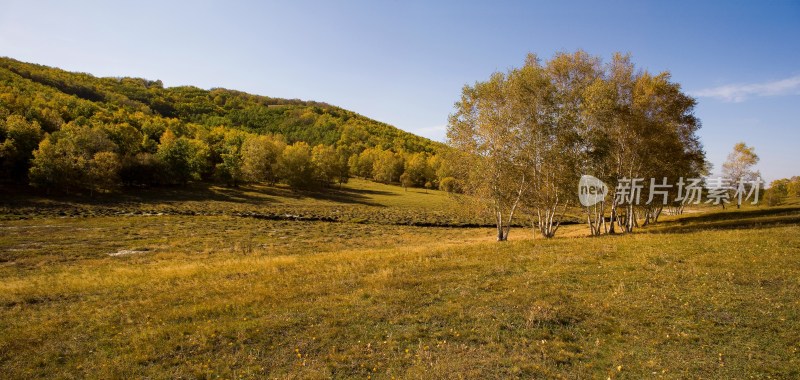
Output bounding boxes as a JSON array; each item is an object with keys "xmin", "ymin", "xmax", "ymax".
[
  {"xmin": 644, "ymin": 206, "xmax": 800, "ymax": 234},
  {"xmin": 660, "ymin": 206, "xmax": 800, "ymax": 225},
  {"xmin": 0, "ymin": 181, "xmax": 389, "ymax": 209},
  {"xmin": 284, "ymin": 186, "xmax": 389, "ymax": 207}
]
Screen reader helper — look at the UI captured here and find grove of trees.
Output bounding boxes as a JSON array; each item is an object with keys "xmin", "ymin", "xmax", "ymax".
[
  {"xmin": 765, "ymin": 176, "xmax": 800, "ymax": 206},
  {"xmin": 447, "ymin": 51, "xmax": 707, "ymax": 240}
]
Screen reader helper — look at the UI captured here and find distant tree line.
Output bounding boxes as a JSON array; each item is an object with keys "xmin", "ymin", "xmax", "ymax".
[
  {"xmin": 765, "ymin": 176, "xmax": 800, "ymax": 206},
  {"xmin": 0, "ymin": 57, "xmax": 460, "ymax": 193}
]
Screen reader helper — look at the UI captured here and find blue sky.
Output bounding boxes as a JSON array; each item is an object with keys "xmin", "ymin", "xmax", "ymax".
[{"xmin": 1, "ymin": 0, "xmax": 798, "ymax": 182}]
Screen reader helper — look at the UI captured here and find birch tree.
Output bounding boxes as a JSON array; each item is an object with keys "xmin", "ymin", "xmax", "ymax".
[
  {"xmin": 532, "ymin": 52, "xmax": 601, "ymax": 237},
  {"xmin": 582, "ymin": 54, "xmax": 705, "ymax": 233},
  {"xmin": 449, "ymin": 51, "xmax": 705, "ymax": 238},
  {"xmin": 722, "ymin": 142, "xmax": 760, "ymax": 209},
  {"xmin": 447, "ymin": 73, "xmax": 527, "ymax": 241}
]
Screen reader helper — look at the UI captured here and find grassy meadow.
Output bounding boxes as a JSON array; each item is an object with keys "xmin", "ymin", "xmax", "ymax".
[
  {"xmin": 0, "ymin": 179, "xmax": 489, "ymax": 227},
  {"xmin": 1, "ymin": 181, "xmax": 799, "ymax": 378}
]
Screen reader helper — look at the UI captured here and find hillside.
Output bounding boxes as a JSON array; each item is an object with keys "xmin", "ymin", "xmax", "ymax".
[
  {"xmin": 0, "ymin": 57, "xmax": 439, "ymax": 152},
  {"xmin": 0, "ymin": 57, "xmax": 449, "ymax": 193}
]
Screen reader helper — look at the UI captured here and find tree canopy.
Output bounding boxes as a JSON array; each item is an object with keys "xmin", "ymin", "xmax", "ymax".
[
  {"xmin": 0, "ymin": 56, "xmax": 447, "ymax": 192},
  {"xmin": 448, "ymin": 51, "xmax": 706, "ymax": 240}
]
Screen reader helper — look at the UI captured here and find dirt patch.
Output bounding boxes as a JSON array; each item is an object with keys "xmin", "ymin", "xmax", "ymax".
[{"xmin": 107, "ymin": 249, "xmax": 149, "ymax": 257}]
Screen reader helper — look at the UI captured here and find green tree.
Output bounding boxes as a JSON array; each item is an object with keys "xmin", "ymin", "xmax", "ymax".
[
  {"xmin": 87, "ymin": 151, "xmax": 121, "ymax": 194},
  {"xmin": 311, "ymin": 144, "xmax": 339, "ymax": 185},
  {"xmin": 0, "ymin": 115, "xmax": 43, "ymax": 181},
  {"xmin": 241, "ymin": 134, "xmax": 284, "ymax": 184},
  {"xmin": 215, "ymin": 130, "xmax": 247, "ymax": 186},
  {"xmin": 156, "ymin": 130, "xmax": 208, "ymax": 185},
  {"xmin": 404, "ymin": 152, "xmax": 434, "ymax": 187},
  {"xmin": 278, "ymin": 141, "xmax": 314, "ymax": 188},
  {"xmin": 372, "ymin": 149, "xmax": 404, "ymax": 183}
]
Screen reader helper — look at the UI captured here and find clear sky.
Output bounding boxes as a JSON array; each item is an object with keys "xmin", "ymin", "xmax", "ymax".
[{"xmin": 1, "ymin": 0, "xmax": 798, "ymax": 182}]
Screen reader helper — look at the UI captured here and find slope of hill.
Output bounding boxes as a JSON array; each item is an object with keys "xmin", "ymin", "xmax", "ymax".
[
  {"xmin": 0, "ymin": 57, "xmax": 451, "ymax": 193},
  {"xmin": 0, "ymin": 57, "xmax": 439, "ymax": 152}
]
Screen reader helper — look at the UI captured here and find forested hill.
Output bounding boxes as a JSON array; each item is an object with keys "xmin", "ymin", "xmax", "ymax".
[
  {"xmin": 0, "ymin": 57, "xmax": 438, "ymax": 152},
  {"xmin": 0, "ymin": 57, "xmax": 452, "ymax": 193}
]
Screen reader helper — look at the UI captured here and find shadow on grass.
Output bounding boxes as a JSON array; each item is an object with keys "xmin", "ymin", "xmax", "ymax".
[
  {"xmin": 644, "ymin": 206, "xmax": 800, "ymax": 234},
  {"xmin": 0, "ymin": 181, "xmax": 387, "ymax": 209},
  {"xmin": 288, "ymin": 186, "xmax": 388, "ymax": 207}
]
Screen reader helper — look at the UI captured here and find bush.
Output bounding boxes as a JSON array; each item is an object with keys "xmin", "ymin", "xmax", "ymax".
[{"xmin": 439, "ymin": 177, "xmax": 462, "ymax": 193}]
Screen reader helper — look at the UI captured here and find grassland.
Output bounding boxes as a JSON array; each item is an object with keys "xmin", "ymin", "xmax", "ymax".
[
  {"xmin": 0, "ymin": 179, "xmax": 490, "ymax": 227},
  {"xmin": 1, "ymin": 181, "xmax": 799, "ymax": 378}
]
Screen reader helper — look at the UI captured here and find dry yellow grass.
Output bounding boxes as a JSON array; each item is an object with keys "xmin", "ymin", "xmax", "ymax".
[
  {"xmin": 2, "ymin": 210, "xmax": 799, "ymax": 378},
  {"xmin": 2, "ymin": 182, "xmax": 799, "ymax": 378}
]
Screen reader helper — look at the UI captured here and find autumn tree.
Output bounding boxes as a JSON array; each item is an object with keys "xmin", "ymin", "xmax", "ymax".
[
  {"xmin": 241, "ymin": 134, "xmax": 284, "ymax": 184},
  {"xmin": 334, "ymin": 146, "xmax": 351, "ymax": 185},
  {"xmin": 100, "ymin": 122, "xmax": 142, "ymax": 157},
  {"xmin": 86, "ymin": 151, "xmax": 121, "ymax": 194},
  {"xmin": 438, "ymin": 177, "xmax": 461, "ymax": 193},
  {"xmin": 399, "ymin": 172, "xmax": 412, "ymax": 191},
  {"xmin": 582, "ymin": 53, "xmax": 704, "ymax": 232},
  {"xmin": 311, "ymin": 144, "xmax": 339, "ymax": 185},
  {"xmin": 766, "ymin": 176, "xmax": 800, "ymax": 205},
  {"xmin": 722, "ymin": 142, "xmax": 760, "ymax": 208},
  {"xmin": 404, "ymin": 152, "xmax": 434, "ymax": 187},
  {"xmin": 516, "ymin": 53, "xmax": 592, "ymax": 238},
  {"xmin": 0, "ymin": 115, "xmax": 43, "ymax": 181},
  {"xmin": 278, "ymin": 141, "xmax": 314, "ymax": 188},
  {"xmin": 449, "ymin": 51, "xmax": 705, "ymax": 239},
  {"xmin": 119, "ymin": 152, "xmax": 165, "ymax": 185},
  {"xmin": 29, "ymin": 138, "xmax": 74, "ymax": 191},
  {"xmin": 29, "ymin": 123, "xmax": 118, "ymax": 192},
  {"xmin": 351, "ymin": 147, "xmax": 379, "ymax": 178},
  {"xmin": 215, "ymin": 130, "xmax": 247, "ymax": 186},
  {"xmin": 448, "ymin": 71, "xmax": 527, "ymax": 241},
  {"xmin": 372, "ymin": 149, "xmax": 404, "ymax": 183},
  {"xmin": 789, "ymin": 176, "xmax": 800, "ymax": 198},
  {"xmin": 156, "ymin": 130, "xmax": 208, "ymax": 185}
]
